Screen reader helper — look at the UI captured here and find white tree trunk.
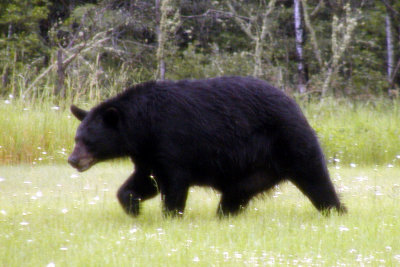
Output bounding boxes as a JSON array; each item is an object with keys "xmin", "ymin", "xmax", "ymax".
[
  {"xmin": 385, "ymin": 12, "xmax": 394, "ymax": 85},
  {"xmin": 155, "ymin": 0, "xmax": 165, "ymax": 80},
  {"xmin": 294, "ymin": 0, "xmax": 306, "ymax": 94}
]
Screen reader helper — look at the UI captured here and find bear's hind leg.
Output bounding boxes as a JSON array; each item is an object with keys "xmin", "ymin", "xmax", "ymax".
[
  {"xmin": 117, "ymin": 166, "xmax": 158, "ymax": 216},
  {"xmin": 217, "ymin": 191, "xmax": 251, "ymax": 216},
  {"xmin": 217, "ymin": 172, "xmax": 280, "ymax": 217},
  {"xmin": 290, "ymin": 165, "xmax": 346, "ymax": 214}
]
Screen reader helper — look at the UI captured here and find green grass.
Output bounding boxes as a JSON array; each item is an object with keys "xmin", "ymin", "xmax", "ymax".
[
  {"xmin": 1, "ymin": 164, "xmax": 399, "ymax": 266},
  {"xmin": 304, "ymin": 99, "xmax": 400, "ymax": 165},
  {"xmin": 0, "ymin": 101, "xmax": 78, "ymax": 164},
  {"xmin": 1, "ymin": 98, "xmax": 400, "ymax": 165}
]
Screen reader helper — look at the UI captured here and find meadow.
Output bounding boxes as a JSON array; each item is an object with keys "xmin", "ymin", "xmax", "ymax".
[
  {"xmin": 1, "ymin": 98, "xmax": 400, "ymax": 266},
  {"xmin": 0, "ymin": 164, "xmax": 399, "ymax": 266}
]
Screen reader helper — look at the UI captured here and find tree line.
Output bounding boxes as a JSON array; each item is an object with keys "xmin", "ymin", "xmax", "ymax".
[{"xmin": 0, "ymin": 0, "xmax": 399, "ymax": 99}]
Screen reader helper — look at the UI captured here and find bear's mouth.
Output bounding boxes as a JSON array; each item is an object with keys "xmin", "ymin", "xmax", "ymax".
[
  {"xmin": 68, "ymin": 141, "xmax": 98, "ymax": 172},
  {"xmin": 75, "ymin": 157, "xmax": 98, "ymax": 172},
  {"xmin": 68, "ymin": 153, "xmax": 98, "ymax": 172}
]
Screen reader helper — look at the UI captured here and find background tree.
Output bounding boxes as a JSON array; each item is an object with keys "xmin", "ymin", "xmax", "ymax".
[
  {"xmin": 294, "ymin": 0, "xmax": 306, "ymax": 94},
  {"xmin": 382, "ymin": 0, "xmax": 400, "ymax": 93},
  {"xmin": 321, "ymin": 3, "xmax": 359, "ymax": 97},
  {"xmin": 155, "ymin": 0, "xmax": 180, "ymax": 80},
  {"xmin": 226, "ymin": 0, "xmax": 277, "ymax": 78},
  {"xmin": 0, "ymin": 0, "xmax": 50, "ymax": 92}
]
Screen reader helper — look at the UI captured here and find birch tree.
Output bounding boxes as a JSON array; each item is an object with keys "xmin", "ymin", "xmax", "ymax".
[
  {"xmin": 155, "ymin": 0, "xmax": 180, "ymax": 81},
  {"xmin": 155, "ymin": 0, "xmax": 165, "ymax": 80},
  {"xmin": 227, "ymin": 0, "xmax": 277, "ymax": 78},
  {"xmin": 381, "ymin": 0, "xmax": 400, "ymax": 92},
  {"xmin": 294, "ymin": 0, "xmax": 306, "ymax": 94},
  {"xmin": 385, "ymin": 8, "xmax": 394, "ymax": 89}
]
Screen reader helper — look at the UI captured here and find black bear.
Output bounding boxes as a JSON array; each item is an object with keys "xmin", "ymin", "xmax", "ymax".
[{"xmin": 68, "ymin": 76, "xmax": 346, "ymax": 217}]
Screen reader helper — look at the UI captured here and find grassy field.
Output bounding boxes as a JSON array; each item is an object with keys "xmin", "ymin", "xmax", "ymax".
[{"xmin": 1, "ymin": 163, "xmax": 399, "ymax": 266}]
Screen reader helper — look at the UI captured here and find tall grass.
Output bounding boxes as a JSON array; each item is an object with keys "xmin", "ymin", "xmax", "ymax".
[
  {"xmin": 303, "ymin": 99, "xmax": 400, "ymax": 166},
  {"xmin": 1, "ymin": 97, "xmax": 400, "ymax": 166},
  {"xmin": 0, "ymin": 101, "xmax": 77, "ymax": 164}
]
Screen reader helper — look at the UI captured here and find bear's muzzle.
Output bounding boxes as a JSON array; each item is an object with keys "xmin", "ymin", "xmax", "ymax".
[{"xmin": 68, "ymin": 141, "xmax": 97, "ymax": 172}]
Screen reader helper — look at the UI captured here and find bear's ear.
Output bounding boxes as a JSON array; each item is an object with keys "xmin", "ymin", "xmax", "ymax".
[
  {"xmin": 103, "ymin": 107, "xmax": 119, "ymax": 128},
  {"xmin": 71, "ymin": 105, "xmax": 88, "ymax": 121}
]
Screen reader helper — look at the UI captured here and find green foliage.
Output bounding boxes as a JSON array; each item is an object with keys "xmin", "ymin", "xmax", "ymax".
[
  {"xmin": 0, "ymin": 0, "xmax": 49, "ymax": 27},
  {"xmin": 1, "ymin": 0, "xmax": 398, "ymax": 98},
  {"xmin": 167, "ymin": 43, "xmax": 254, "ymax": 80},
  {"xmin": 0, "ymin": 0, "xmax": 50, "ymax": 66}
]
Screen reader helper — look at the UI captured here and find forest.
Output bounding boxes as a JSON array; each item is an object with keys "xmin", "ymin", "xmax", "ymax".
[{"xmin": 1, "ymin": 0, "xmax": 399, "ymax": 100}]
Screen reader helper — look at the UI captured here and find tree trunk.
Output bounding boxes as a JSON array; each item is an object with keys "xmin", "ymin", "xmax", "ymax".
[
  {"xmin": 253, "ymin": 37, "xmax": 263, "ymax": 77},
  {"xmin": 56, "ymin": 49, "xmax": 65, "ymax": 97},
  {"xmin": 294, "ymin": 0, "xmax": 306, "ymax": 94},
  {"xmin": 385, "ymin": 10, "xmax": 394, "ymax": 89},
  {"xmin": 155, "ymin": 0, "xmax": 166, "ymax": 80}
]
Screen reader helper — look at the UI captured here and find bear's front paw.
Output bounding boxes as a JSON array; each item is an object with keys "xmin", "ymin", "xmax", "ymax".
[{"xmin": 117, "ymin": 191, "xmax": 141, "ymax": 216}]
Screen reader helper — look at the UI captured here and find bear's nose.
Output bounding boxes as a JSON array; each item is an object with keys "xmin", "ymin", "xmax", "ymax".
[{"xmin": 68, "ymin": 156, "xmax": 80, "ymax": 168}]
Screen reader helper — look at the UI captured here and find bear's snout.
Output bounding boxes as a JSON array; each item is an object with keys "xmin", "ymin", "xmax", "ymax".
[
  {"xmin": 67, "ymin": 156, "xmax": 80, "ymax": 169},
  {"xmin": 68, "ymin": 142, "xmax": 97, "ymax": 172}
]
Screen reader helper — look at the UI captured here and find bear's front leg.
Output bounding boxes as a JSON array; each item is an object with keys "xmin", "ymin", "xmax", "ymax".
[{"xmin": 117, "ymin": 166, "xmax": 158, "ymax": 216}]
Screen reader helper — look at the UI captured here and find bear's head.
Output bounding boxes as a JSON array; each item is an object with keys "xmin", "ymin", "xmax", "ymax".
[{"xmin": 68, "ymin": 104, "xmax": 125, "ymax": 172}]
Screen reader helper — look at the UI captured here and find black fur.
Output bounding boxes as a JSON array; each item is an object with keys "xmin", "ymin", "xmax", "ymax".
[{"xmin": 68, "ymin": 76, "xmax": 346, "ymax": 217}]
